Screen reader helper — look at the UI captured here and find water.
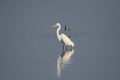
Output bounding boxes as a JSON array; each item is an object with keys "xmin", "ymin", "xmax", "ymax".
[{"xmin": 0, "ymin": 0, "xmax": 120, "ymax": 80}]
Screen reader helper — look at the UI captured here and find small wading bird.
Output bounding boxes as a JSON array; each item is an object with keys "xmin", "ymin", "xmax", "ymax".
[
  {"xmin": 65, "ymin": 25, "xmax": 71, "ymax": 38},
  {"xmin": 51, "ymin": 23, "xmax": 75, "ymax": 50},
  {"xmin": 65, "ymin": 25, "xmax": 70, "ymax": 32}
]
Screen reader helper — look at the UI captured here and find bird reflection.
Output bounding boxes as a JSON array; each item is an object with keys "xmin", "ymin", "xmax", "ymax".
[{"xmin": 56, "ymin": 49, "xmax": 75, "ymax": 78}]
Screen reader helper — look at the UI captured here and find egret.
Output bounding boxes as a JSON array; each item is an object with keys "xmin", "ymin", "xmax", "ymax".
[{"xmin": 52, "ymin": 23, "xmax": 75, "ymax": 48}]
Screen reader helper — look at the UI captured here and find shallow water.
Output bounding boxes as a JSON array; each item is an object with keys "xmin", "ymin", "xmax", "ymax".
[{"xmin": 0, "ymin": 0, "xmax": 120, "ymax": 80}]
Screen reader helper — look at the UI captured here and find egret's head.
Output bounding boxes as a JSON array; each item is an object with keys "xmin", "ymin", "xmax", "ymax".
[{"xmin": 51, "ymin": 23, "xmax": 60, "ymax": 28}]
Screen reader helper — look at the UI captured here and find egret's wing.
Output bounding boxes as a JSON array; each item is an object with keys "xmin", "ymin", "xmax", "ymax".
[{"xmin": 61, "ymin": 33, "xmax": 73, "ymax": 43}]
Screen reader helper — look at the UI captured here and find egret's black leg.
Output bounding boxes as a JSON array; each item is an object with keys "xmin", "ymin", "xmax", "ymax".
[
  {"xmin": 65, "ymin": 46, "xmax": 67, "ymax": 51},
  {"xmin": 70, "ymin": 46, "xmax": 73, "ymax": 50},
  {"xmin": 62, "ymin": 45, "xmax": 66, "ymax": 52},
  {"xmin": 62, "ymin": 45, "xmax": 64, "ymax": 52}
]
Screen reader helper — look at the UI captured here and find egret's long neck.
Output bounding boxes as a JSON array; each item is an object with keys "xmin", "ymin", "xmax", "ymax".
[{"xmin": 56, "ymin": 25, "xmax": 61, "ymax": 41}]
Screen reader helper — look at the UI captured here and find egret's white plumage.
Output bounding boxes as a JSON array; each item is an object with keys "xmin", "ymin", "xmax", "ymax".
[{"xmin": 52, "ymin": 23, "xmax": 74, "ymax": 47}]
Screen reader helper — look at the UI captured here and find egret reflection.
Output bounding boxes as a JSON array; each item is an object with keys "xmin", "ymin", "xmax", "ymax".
[{"xmin": 57, "ymin": 49, "xmax": 75, "ymax": 78}]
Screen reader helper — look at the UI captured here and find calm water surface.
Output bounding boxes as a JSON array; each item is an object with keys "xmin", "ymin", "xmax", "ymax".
[{"xmin": 1, "ymin": 30, "xmax": 119, "ymax": 80}]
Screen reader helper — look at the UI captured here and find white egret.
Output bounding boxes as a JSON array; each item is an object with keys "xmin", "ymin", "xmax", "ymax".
[{"xmin": 52, "ymin": 23, "xmax": 75, "ymax": 48}]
